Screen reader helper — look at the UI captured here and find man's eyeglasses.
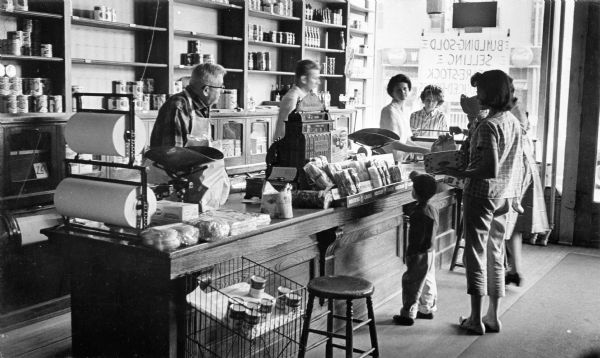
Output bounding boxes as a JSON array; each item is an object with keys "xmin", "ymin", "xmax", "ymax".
[{"xmin": 203, "ymin": 84, "xmax": 226, "ymax": 90}]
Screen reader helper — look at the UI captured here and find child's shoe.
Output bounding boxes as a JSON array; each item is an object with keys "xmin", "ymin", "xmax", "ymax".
[
  {"xmin": 416, "ymin": 312, "xmax": 434, "ymax": 319},
  {"xmin": 393, "ymin": 315, "xmax": 414, "ymax": 326}
]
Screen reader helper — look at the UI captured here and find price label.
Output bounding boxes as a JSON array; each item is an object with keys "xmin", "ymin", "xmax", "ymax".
[
  {"xmin": 33, "ymin": 162, "xmax": 49, "ymax": 179},
  {"xmin": 129, "ymin": 23, "xmax": 137, "ymax": 28}
]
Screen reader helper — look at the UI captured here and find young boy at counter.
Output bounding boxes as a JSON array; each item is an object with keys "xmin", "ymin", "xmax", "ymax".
[
  {"xmin": 274, "ymin": 59, "xmax": 321, "ymax": 140},
  {"xmin": 410, "ymin": 85, "xmax": 448, "ymax": 137},
  {"xmin": 393, "ymin": 171, "xmax": 439, "ymax": 326}
]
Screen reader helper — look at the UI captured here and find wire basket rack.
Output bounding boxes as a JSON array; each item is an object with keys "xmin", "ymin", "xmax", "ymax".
[{"xmin": 184, "ymin": 257, "xmax": 307, "ymax": 358}]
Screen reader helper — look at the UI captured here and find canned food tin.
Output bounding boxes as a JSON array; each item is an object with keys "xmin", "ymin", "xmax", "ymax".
[
  {"xmin": 6, "ymin": 95, "xmax": 18, "ymax": 114},
  {"xmin": 190, "ymin": 53, "xmax": 201, "ymax": 65},
  {"xmin": 151, "ymin": 94, "xmax": 166, "ymax": 110},
  {"xmin": 111, "ymin": 80, "xmax": 125, "ymax": 94},
  {"xmin": 142, "ymin": 97, "xmax": 150, "ymax": 111},
  {"xmin": 180, "ymin": 53, "xmax": 190, "ymax": 66},
  {"xmin": 14, "ymin": 0, "xmax": 27, "ymax": 11},
  {"xmin": 40, "ymin": 43, "xmax": 52, "ymax": 57},
  {"xmin": 34, "ymin": 95, "xmax": 48, "ymax": 113},
  {"xmin": 143, "ymin": 78, "xmax": 154, "ymax": 94},
  {"xmin": 187, "ymin": 40, "xmax": 200, "ymax": 54},
  {"xmin": 105, "ymin": 7, "xmax": 113, "ymax": 22},
  {"xmin": 16, "ymin": 94, "xmax": 29, "ymax": 113},
  {"xmin": 0, "ymin": 64, "xmax": 4, "ymax": 77},
  {"xmin": 221, "ymin": 89, "xmax": 237, "ymax": 109},
  {"xmin": 40, "ymin": 78, "xmax": 51, "ymax": 94},
  {"xmin": 48, "ymin": 95, "xmax": 63, "ymax": 113},
  {"xmin": 134, "ymin": 98, "xmax": 143, "ymax": 111},
  {"xmin": 173, "ymin": 80, "xmax": 183, "ymax": 93},
  {"xmin": 8, "ymin": 40, "xmax": 21, "ymax": 56},
  {"xmin": 134, "ymin": 80, "xmax": 144, "ymax": 99},
  {"xmin": 18, "ymin": 18, "xmax": 33, "ymax": 32},
  {"xmin": 202, "ymin": 54, "xmax": 214, "ymax": 65},
  {"xmin": 0, "ymin": 76, "xmax": 9, "ymax": 96},
  {"xmin": 27, "ymin": 78, "xmax": 43, "ymax": 96},
  {"xmin": 9, "ymin": 77, "xmax": 22, "ymax": 95},
  {"xmin": 256, "ymin": 51, "xmax": 265, "ymax": 71},
  {"xmin": 264, "ymin": 52, "xmax": 271, "ymax": 71},
  {"xmin": 119, "ymin": 97, "xmax": 130, "ymax": 111},
  {"xmin": 94, "ymin": 5, "xmax": 107, "ymax": 21},
  {"xmin": 5, "ymin": 64, "xmax": 16, "ymax": 78},
  {"xmin": 0, "ymin": 0, "xmax": 14, "ymax": 11}
]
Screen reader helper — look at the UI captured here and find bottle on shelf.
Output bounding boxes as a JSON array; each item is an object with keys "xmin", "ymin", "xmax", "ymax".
[
  {"xmin": 270, "ymin": 84, "xmax": 277, "ymax": 101},
  {"xmin": 339, "ymin": 31, "xmax": 345, "ymax": 51}
]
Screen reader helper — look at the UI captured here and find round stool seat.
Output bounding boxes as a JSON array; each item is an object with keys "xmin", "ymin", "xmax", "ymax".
[{"xmin": 307, "ymin": 275, "xmax": 374, "ymax": 299}]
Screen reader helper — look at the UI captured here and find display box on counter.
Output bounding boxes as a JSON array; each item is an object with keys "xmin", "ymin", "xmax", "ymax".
[
  {"xmin": 151, "ymin": 201, "xmax": 199, "ymax": 225},
  {"xmin": 331, "ymin": 181, "xmax": 410, "ymax": 208},
  {"xmin": 423, "ymin": 150, "xmax": 466, "ymax": 174}
]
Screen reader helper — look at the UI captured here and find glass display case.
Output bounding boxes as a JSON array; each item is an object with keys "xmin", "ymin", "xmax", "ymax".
[
  {"xmin": 0, "ymin": 120, "xmax": 66, "ymax": 209},
  {"xmin": 247, "ymin": 117, "xmax": 271, "ymax": 164},
  {"xmin": 217, "ymin": 118, "xmax": 245, "ymax": 167}
]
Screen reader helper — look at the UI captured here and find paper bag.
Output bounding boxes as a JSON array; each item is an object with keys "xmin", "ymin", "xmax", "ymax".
[
  {"xmin": 260, "ymin": 182, "xmax": 293, "ymax": 219},
  {"xmin": 185, "ymin": 158, "xmax": 231, "ymax": 212}
]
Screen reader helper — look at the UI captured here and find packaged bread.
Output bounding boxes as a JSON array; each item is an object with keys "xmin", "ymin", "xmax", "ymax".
[
  {"xmin": 334, "ymin": 169, "xmax": 358, "ymax": 197},
  {"xmin": 187, "ymin": 217, "xmax": 230, "ymax": 241},
  {"xmin": 171, "ymin": 223, "xmax": 200, "ymax": 246},
  {"xmin": 303, "ymin": 162, "xmax": 334, "ymax": 190},
  {"xmin": 368, "ymin": 166, "xmax": 383, "ymax": 188},
  {"xmin": 347, "ymin": 168, "xmax": 361, "ymax": 192},
  {"xmin": 388, "ymin": 165, "xmax": 403, "ymax": 183},
  {"xmin": 140, "ymin": 227, "xmax": 181, "ymax": 251},
  {"xmin": 323, "ymin": 163, "xmax": 342, "ymax": 181},
  {"xmin": 318, "ymin": 155, "xmax": 329, "ymax": 166},
  {"xmin": 355, "ymin": 159, "xmax": 370, "ymax": 181},
  {"xmin": 310, "ymin": 156, "xmax": 323, "ymax": 168}
]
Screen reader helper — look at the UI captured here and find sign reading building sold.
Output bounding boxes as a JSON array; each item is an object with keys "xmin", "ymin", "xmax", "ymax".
[{"xmin": 418, "ymin": 32, "xmax": 510, "ymax": 102}]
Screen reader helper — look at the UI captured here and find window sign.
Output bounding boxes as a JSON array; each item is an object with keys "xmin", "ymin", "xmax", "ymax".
[{"xmin": 418, "ymin": 32, "xmax": 511, "ymax": 102}]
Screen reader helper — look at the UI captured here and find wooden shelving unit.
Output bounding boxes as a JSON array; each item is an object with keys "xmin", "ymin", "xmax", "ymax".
[
  {"xmin": 248, "ymin": 40, "xmax": 301, "ymax": 49},
  {"xmin": 305, "ymin": 19, "xmax": 346, "ymax": 29},
  {"xmin": 173, "ymin": 0, "xmax": 243, "ymax": 10},
  {"xmin": 72, "ymin": 58, "xmax": 167, "ymax": 68},
  {"xmin": 71, "ymin": 16, "xmax": 167, "ymax": 32},
  {"xmin": 248, "ymin": 9, "xmax": 301, "ymax": 21},
  {"xmin": 174, "ymin": 30, "xmax": 243, "ymax": 42}
]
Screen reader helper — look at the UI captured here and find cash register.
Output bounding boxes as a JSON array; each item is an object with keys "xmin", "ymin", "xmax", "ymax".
[{"xmin": 265, "ymin": 93, "xmax": 348, "ymax": 190}]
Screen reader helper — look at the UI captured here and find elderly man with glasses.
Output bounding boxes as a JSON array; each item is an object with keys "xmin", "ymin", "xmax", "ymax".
[{"xmin": 150, "ymin": 63, "xmax": 227, "ymax": 148}]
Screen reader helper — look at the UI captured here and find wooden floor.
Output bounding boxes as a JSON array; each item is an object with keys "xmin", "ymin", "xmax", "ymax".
[{"xmin": 1, "ymin": 243, "xmax": 599, "ymax": 358}]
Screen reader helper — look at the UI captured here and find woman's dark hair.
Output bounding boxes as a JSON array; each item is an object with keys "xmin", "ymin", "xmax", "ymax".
[
  {"xmin": 420, "ymin": 85, "xmax": 444, "ymax": 106},
  {"xmin": 386, "ymin": 74, "xmax": 412, "ymax": 97},
  {"xmin": 295, "ymin": 59, "xmax": 320, "ymax": 79},
  {"xmin": 470, "ymin": 70, "xmax": 516, "ymax": 111}
]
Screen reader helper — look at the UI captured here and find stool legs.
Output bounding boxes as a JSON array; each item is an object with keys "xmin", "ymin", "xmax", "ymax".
[
  {"xmin": 346, "ymin": 299, "xmax": 353, "ymax": 358},
  {"xmin": 326, "ymin": 299, "xmax": 334, "ymax": 357},
  {"xmin": 366, "ymin": 296, "xmax": 379, "ymax": 357},
  {"xmin": 298, "ymin": 293, "xmax": 315, "ymax": 358}
]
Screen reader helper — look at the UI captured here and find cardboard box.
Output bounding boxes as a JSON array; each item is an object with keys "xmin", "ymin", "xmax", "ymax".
[
  {"xmin": 151, "ymin": 201, "xmax": 199, "ymax": 224},
  {"xmin": 424, "ymin": 150, "xmax": 466, "ymax": 174}
]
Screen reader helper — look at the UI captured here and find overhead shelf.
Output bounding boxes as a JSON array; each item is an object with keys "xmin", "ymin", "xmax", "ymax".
[
  {"xmin": 248, "ymin": 9, "xmax": 300, "ymax": 21},
  {"xmin": 0, "ymin": 54, "xmax": 63, "ymax": 62},
  {"xmin": 349, "ymin": 28, "xmax": 373, "ymax": 36},
  {"xmin": 174, "ymin": 30, "xmax": 243, "ymax": 42},
  {"xmin": 248, "ymin": 70, "xmax": 295, "ymax": 76},
  {"xmin": 71, "ymin": 16, "xmax": 167, "ymax": 32},
  {"xmin": 72, "ymin": 58, "xmax": 167, "ymax": 68},
  {"xmin": 305, "ymin": 20, "xmax": 346, "ymax": 29},
  {"xmin": 249, "ymin": 40, "xmax": 301, "ymax": 49},
  {"xmin": 173, "ymin": 0, "xmax": 243, "ymax": 10},
  {"xmin": 350, "ymin": 4, "xmax": 374, "ymax": 13},
  {"xmin": 305, "ymin": 47, "xmax": 345, "ymax": 53},
  {"xmin": 0, "ymin": 9, "xmax": 63, "ymax": 19},
  {"xmin": 175, "ymin": 65, "xmax": 243, "ymax": 73}
]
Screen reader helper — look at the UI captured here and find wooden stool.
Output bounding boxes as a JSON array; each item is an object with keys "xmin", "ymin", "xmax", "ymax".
[{"xmin": 298, "ymin": 275, "xmax": 379, "ymax": 358}]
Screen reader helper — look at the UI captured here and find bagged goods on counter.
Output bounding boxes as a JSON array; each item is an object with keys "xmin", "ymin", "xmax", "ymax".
[
  {"xmin": 187, "ymin": 217, "xmax": 230, "ymax": 242},
  {"xmin": 303, "ymin": 162, "xmax": 334, "ymax": 190},
  {"xmin": 140, "ymin": 227, "xmax": 181, "ymax": 251},
  {"xmin": 261, "ymin": 182, "xmax": 293, "ymax": 219},
  {"xmin": 171, "ymin": 223, "xmax": 200, "ymax": 246},
  {"xmin": 368, "ymin": 166, "xmax": 383, "ymax": 188},
  {"xmin": 151, "ymin": 201, "xmax": 199, "ymax": 225},
  {"xmin": 198, "ymin": 209, "xmax": 270, "ymax": 236},
  {"xmin": 292, "ymin": 190, "xmax": 333, "ymax": 209}
]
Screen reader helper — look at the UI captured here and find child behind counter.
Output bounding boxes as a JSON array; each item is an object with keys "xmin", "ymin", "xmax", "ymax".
[
  {"xmin": 393, "ymin": 171, "xmax": 439, "ymax": 326},
  {"xmin": 410, "ymin": 85, "xmax": 448, "ymax": 137}
]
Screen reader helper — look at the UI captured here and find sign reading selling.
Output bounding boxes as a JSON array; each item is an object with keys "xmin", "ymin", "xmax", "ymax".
[{"xmin": 418, "ymin": 32, "xmax": 510, "ymax": 102}]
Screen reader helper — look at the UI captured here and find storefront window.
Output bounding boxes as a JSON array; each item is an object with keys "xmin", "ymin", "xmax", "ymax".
[{"xmin": 373, "ymin": 0, "xmax": 546, "ymax": 143}]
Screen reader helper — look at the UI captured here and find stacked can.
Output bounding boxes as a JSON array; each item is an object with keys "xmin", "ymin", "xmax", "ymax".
[
  {"xmin": 0, "ymin": 77, "xmax": 9, "ymax": 96},
  {"xmin": 7, "ymin": 31, "xmax": 23, "ymax": 56},
  {"xmin": 202, "ymin": 54, "xmax": 214, "ymax": 64},
  {"xmin": 326, "ymin": 57, "xmax": 336, "ymax": 75},
  {"xmin": 0, "ymin": 0, "xmax": 14, "ymax": 11},
  {"xmin": 16, "ymin": 94, "xmax": 29, "ymax": 113},
  {"xmin": 24, "ymin": 78, "xmax": 43, "ymax": 96},
  {"xmin": 14, "ymin": 0, "xmax": 27, "ymax": 11},
  {"xmin": 32, "ymin": 95, "xmax": 48, "ymax": 113},
  {"xmin": 48, "ymin": 95, "xmax": 63, "ymax": 113},
  {"xmin": 72, "ymin": 85, "xmax": 83, "ymax": 112},
  {"xmin": 151, "ymin": 94, "xmax": 166, "ymax": 110},
  {"xmin": 180, "ymin": 40, "xmax": 202, "ymax": 67},
  {"xmin": 9, "ymin": 77, "xmax": 22, "ymax": 95},
  {"xmin": 40, "ymin": 44, "xmax": 52, "ymax": 57}
]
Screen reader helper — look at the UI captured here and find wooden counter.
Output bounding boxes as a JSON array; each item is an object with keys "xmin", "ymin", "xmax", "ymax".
[{"xmin": 43, "ymin": 185, "xmax": 458, "ymax": 357}]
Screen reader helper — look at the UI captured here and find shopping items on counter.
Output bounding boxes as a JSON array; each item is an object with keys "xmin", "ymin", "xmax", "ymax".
[{"xmin": 260, "ymin": 182, "xmax": 293, "ymax": 219}]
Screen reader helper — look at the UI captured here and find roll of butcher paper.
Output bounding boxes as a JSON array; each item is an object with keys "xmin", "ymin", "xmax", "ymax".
[
  {"xmin": 65, "ymin": 112, "xmax": 147, "ymax": 156},
  {"xmin": 54, "ymin": 178, "xmax": 157, "ymax": 228}
]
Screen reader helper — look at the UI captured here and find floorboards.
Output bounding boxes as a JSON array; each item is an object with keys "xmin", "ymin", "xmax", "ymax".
[{"xmin": 1, "ymin": 243, "xmax": 599, "ymax": 358}]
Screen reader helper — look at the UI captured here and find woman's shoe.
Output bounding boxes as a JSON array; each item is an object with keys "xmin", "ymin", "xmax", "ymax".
[
  {"xmin": 458, "ymin": 316, "xmax": 485, "ymax": 335},
  {"xmin": 505, "ymin": 272, "xmax": 522, "ymax": 287},
  {"xmin": 482, "ymin": 316, "xmax": 502, "ymax": 333},
  {"xmin": 526, "ymin": 234, "xmax": 538, "ymax": 245}
]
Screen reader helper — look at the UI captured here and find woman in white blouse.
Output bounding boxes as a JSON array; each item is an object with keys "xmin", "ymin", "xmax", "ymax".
[{"xmin": 380, "ymin": 74, "xmax": 430, "ymax": 160}]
